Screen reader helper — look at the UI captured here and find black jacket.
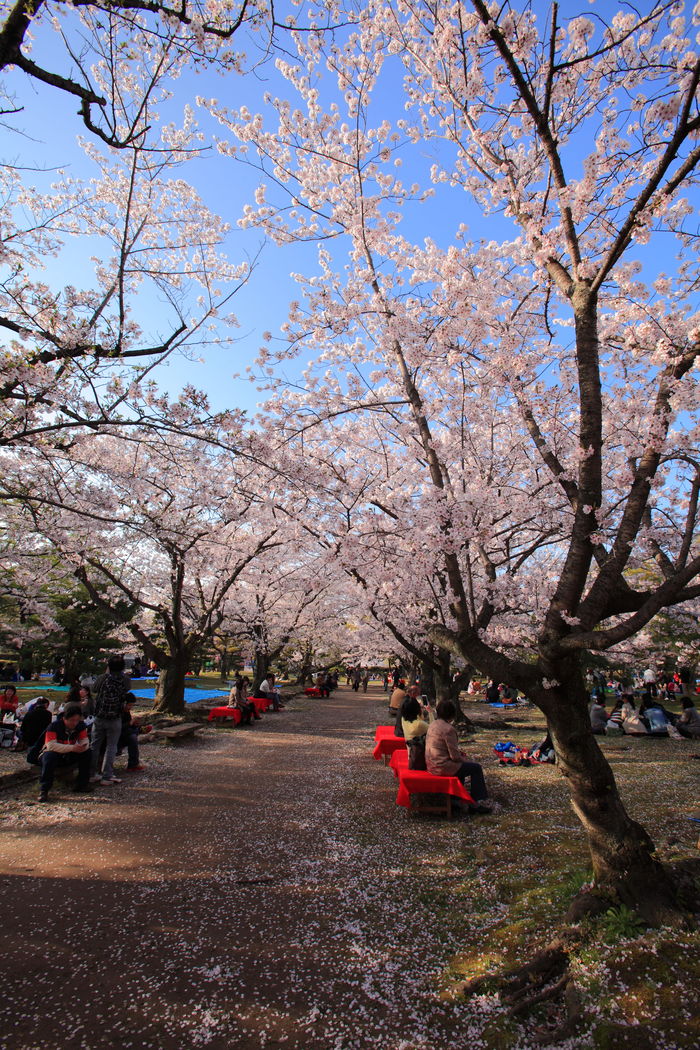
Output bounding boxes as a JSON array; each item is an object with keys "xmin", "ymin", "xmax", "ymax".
[{"xmin": 20, "ymin": 706, "xmax": 52, "ymax": 746}]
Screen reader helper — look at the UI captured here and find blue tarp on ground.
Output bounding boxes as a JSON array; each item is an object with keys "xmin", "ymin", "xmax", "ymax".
[
  {"xmin": 130, "ymin": 687, "xmax": 229, "ymax": 704},
  {"xmin": 31, "ymin": 679, "xmax": 230, "ymax": 704}
]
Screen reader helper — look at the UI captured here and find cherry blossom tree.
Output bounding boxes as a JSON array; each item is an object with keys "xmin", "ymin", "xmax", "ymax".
[
  {"xmin": 5, "ymin": 424, "xmax": 283, "ymax": 711},
  {"xmin": 0, "ymin": 0, "xmax": 266, "ymax": 147},
  {"xmin": 215, "ymin": 1, "xmax": 700, "ymax": 922},
  {"xmin": 219, "ymin": 532, "xmax": 355, "ymax": 686},
  {"xmin": 0, "ymin": 130, "xmax": 249, "ymax": 450},
  {"xmin": 0, "ymin": 0, "xmax": 287, "ymax": 458}
]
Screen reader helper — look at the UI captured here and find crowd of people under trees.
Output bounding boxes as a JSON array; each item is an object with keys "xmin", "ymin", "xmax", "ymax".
[
  {"xmin": 381, "ymin": 663, "xmax": 700, "ymax": 816},
  {"xmin": 0, "ymin": 657, "xmax": 344, "ymax": 801},
  {"xmin": 0, "ymin": 656, "xmax": 149, "ymax": 801},
  {"xmin": 1, "ymin": 655, "xmax": 699, "ymax": 808}
]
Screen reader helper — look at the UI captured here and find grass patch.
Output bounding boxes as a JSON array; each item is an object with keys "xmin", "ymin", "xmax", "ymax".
[{"xmin": 395, "ymin": 699, "xmax": 700, "ymax": 1047}]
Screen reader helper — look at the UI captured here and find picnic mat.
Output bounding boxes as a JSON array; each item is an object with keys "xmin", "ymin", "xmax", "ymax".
[{"xmin": 131, "ymin": 688, "xmax": 230, "ymax": 704}]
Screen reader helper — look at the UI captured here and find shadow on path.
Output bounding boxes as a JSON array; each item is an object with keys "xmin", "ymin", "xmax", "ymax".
[{"xmin": 0, "ymin": 687, "xmax": 477, "ymax": 1050}]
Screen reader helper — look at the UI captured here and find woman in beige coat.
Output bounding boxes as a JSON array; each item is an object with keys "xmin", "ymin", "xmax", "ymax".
[{"xmin": 425, "ymin": 699, "xmax": 493, "ymax": 812}]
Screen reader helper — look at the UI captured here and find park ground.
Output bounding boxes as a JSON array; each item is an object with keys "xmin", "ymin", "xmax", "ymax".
[{"xmin": 0, "ymin": 683, "xmax": 698, "ymax": 1050}]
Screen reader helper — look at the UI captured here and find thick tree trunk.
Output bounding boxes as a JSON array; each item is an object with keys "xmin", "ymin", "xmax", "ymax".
[
  {"xmin": 154, "ymin": 660, "xmax": 187, "ymax": 715},
  {"xmin": 536, "ymin": 671, "xmax": 682, "ymax": 925},
  {"xmin": 420, "ymin": 659, "xmax": 436, "ymax": 698},
  {"xmin": 296, "ymin": 645, "xmax": 314, "ymax": 685},
  {"xmin": 253, "ymin": 648, "xmax": 270, "ymax": 693},
  {"xmin": 432, "ymin": 651, "xmax": 475, "ymax": 729}
]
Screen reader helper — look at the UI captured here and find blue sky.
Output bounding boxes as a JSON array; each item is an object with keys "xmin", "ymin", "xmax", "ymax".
[{"xmin": 3, "ymin": 0, "xmax": 698, "ymax": 418}]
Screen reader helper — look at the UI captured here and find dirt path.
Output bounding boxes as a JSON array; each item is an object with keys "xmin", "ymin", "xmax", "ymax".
[{"xmin": 0, "ymin": 687, "xmax": 481, "ymax": 1050}]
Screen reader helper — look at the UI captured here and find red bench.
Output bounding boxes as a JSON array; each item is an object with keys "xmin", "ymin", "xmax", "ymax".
[
  {"xmin": 372, "ymin": 735, "xmax": 407, "ymax": 763},
  {"xmin": 208, "ymin": 696, "xmax": 270, "ymax": 723},
  {"xmin": 250, "ymin": 696, "xmax": 271, "ymax": 714},
  {"xmin": 389, "ymin": 749, "xmax": 409, "ymax": 776},
  {"xmin": 208, "ymin": 706, "xmax": 242, "ymax": 725},
  {"xmin": 396, "ymin": 768, "xmax": 474, "ymax": 817}
]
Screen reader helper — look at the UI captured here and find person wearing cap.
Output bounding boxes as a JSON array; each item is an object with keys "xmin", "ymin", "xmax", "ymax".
[{"xmin": 38, "ymin": 703, "xmax": 92, "ymax": 802}]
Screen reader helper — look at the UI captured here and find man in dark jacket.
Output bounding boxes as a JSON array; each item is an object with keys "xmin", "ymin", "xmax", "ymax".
[
  {"xmin": 18, "ymin": 696, "xmax": 52, "ymax": 750},
  {"xmin": 90, "ymin": 655, "xmax": 128, "ymax": 785}
]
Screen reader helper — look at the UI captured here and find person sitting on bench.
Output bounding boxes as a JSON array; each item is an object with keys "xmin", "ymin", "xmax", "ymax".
[
  {"xmin": 388, "ymin": 681, "xmax": 406, "ymax": 719},
  {"xmin": 117, "ymin": 693, "xmax": 148, "ymax": 770},
  {"xmin": 399, "ymin": 693, "xmax": 431, "ymax": 769},
  {"xmin": 229, "ymin": 679, "xmax": 260, "ymax": 724},
  {"xmin": 425, "ymin": 699, "xmax": 493, "ymax": 813},
  {"xmin": 257, "ymin": 673, "xmax": 284, "ymax": 711}
]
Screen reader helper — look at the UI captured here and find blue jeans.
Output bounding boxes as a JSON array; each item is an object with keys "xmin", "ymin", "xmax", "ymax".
[
  {"xmin": 40, "ymin": 749, "xmax": 92, "ymax": 792},
  {"xmin": 91, "ymin": 717, "xmax": 122, "ymax": 779},
  {"xmin": 455, "ymin": 761, "xmax": 487, "ymax": 802}
]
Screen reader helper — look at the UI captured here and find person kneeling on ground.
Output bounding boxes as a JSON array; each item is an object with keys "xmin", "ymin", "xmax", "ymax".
[
  {"xmin": 425, "ymin": 699, "xmax": 494, "ymax": 813},
  {"xmin": 117, "ymin": 693, "xmax": 148, "ymax": 770},
  {"xmin": 677, "ymin": 697, "xmax": 700, "ymax": 738},
  {"xmin": 36, "ymin": 703, "xmax": 92, "ymax": 803}
]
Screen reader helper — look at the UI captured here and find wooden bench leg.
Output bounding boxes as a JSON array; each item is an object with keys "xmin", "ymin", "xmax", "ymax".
[{"xmin": 408, "ymin": 793, "xmax": 452, "ymax": 818}]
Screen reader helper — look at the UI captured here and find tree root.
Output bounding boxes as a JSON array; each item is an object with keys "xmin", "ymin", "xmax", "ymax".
[
  {"xmin": 462, "ymin": 938, "xmax": 583, "ymax": 1044},
  {"xmin": 461, "ymin": 861, "xmax": 699, "ymax": 1044}
]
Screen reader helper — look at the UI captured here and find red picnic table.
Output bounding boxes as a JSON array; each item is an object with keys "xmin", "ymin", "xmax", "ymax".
[{"xmin": 396, "ymin": 769, "xmax": 475, "ymax": 817}]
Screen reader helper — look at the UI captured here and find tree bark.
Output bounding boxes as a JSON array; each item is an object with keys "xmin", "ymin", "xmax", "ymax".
[
  {"xmin": 154, "ymin": 660, "xmax": 188, "ymax": 715},
  {"xmin": 432, "ymin": 651, "xmax": 475, "ymax": 729},
  {"xmin": 253, "ymin": 647, "xmax": 270, "ymax": 693},
  {"xmin": 535, "ymin": 667, "xmax": 682, "ymax": 925},
  {"xmin": 296, "ymin": 642, "xmax": 314, "ymax": 685}
]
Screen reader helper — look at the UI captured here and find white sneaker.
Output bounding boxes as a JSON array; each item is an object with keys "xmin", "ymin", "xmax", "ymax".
[{"xmin": 101, "ymin": 776, "xmax": 122, "ymax": 784}]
